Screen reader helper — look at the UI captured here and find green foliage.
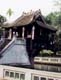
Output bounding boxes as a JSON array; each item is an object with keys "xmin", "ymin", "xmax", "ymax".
[
  {"xmin": 40, "ymin": 49, "xmax": 54, "ymax": 56},
  {"xmin": 56, "ymin": 13, "xmax": 61, "ymax": 27},
  {"xmin": 0, "ymin": 15, "xmax": 7, "ymax": 26},
  {"xmin": 54, "ymin": 0, "xmax": 61, "ymax": 27},
  {"xmin": 54, "ymin": 0, "xmax": 61, "ymax": 10},
  {"xmin": 0, "ymin": 28, "xmax": 3, "ymax": 38},
  {"xmin": 45, "ymin": 11, "xmax": 61, "ymax": 28},
  {"xmin": 0, "ymin": 15, "xmax": 6, "ymax": 38},
  {"xmin": 6, "ymin": 8, "xmax": 13, "ymax": 18},
  {"xmin": 45, "ymin": 12, "xmax": 57, "ymax": 25}
]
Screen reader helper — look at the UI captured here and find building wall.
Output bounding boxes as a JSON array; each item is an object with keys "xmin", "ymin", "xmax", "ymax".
[{"xmin": 0, "ymin": 65, "xmax": 61, "ymax": 80}]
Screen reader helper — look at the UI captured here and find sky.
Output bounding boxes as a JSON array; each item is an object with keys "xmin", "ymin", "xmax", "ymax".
[{"xmin": 0, "ymin": 0, "xmax": 58, "ymax": 22}]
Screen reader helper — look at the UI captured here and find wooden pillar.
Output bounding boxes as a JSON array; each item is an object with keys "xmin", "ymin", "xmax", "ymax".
[
  {"xmin": 16, "ymin": 32, "xmax": 18, "ymax": 37},
  {"xmin": 8, "ymin": 29, "xmax": 12, "ymax": 39},
  {"xmin": 22, "ymin": 27, "xmax": 25, "ymax": 39},
  {"xmin": 32, "ymin": 26, "xmax": 35, "ymax": 40},
  {"xmin": 12, "ymin": 31, "xmax": 16, "ymax": 39}
]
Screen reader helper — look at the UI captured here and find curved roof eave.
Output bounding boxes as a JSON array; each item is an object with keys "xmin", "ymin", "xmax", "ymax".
[
  {"xmin": 36, "ymin": 21, "xmax": 57, "ymax": 32},
  {"xmin": 3, "ymin": 14, "xmax": 34, "ymax": 28}
]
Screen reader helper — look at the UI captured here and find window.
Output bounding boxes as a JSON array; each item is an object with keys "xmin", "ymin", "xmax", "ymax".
[
  {"xmin": 15, "ymin": 73, "xmax": 19, "ymax": 79},
  {"xmin": 41, "ymin": 77, "xmax": 46, "ymax": 80},
  {"xmin": 10, "ymin": 72, "xmax": 14, "ymax": 78},
  {"xmin": 5, "ymin": 71, "xmax": 9, "ymax": 77},
  {"xmin": 20, "ymin": 74, "xmax": 25, "ymax": 80},
  {"xmin": 34, "ymin": 76, "xmax": 39, "ymax": 80}
]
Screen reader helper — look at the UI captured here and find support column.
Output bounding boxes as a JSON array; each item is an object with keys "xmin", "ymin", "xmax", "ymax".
[
  {"xmin": 32, "ymin": 26, "xmax": 35, "ymax": 40},
  {"xmin": 22, "ymin": 27, "xmax": 25, "ymax": 39},
  {"xmin": 13, "ymin": 31, "xmax": 16, "ymax": 39},
  {"xmin": 8, "ymin": 29, "xmax": 12, "ymax": 39},
  {"xmin": 16, "ymin": 32, "xmax": 18, "ymax": 37}
]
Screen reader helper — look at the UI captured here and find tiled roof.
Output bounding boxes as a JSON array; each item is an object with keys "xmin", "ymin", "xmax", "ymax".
[{"xmin": 3, "ymin": 10, "xmax": 57, "ymax": 32}]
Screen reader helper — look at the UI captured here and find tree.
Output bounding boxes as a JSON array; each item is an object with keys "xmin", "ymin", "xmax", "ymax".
[
  {"xmin": 6, "ymin": 8, "xmax": 13, "ymax": 18},
  {"xmin": 56, "ymin": 13, "xmax": 61, "ymax": 27},
  {"xmin": 0, "ymin": 15, "xmax": 7, "ymax": 26},
  {"xmin": 45, "ymin": 12, "xmax": 57, "ymax": 26},
  {"xmin": 54, "ymin": 0, "xmax": 61, "ymax": 10},
  {"xmin": 0, "ymin": 15, "xmax": 7, "ymax": 38},
  {"xmin": 45, "ymin": 11, "xmax": 61, "ymax": 27},
  {"xmin": 45, "ymin": 12, "xmax": 61, "ymax": 52}
]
